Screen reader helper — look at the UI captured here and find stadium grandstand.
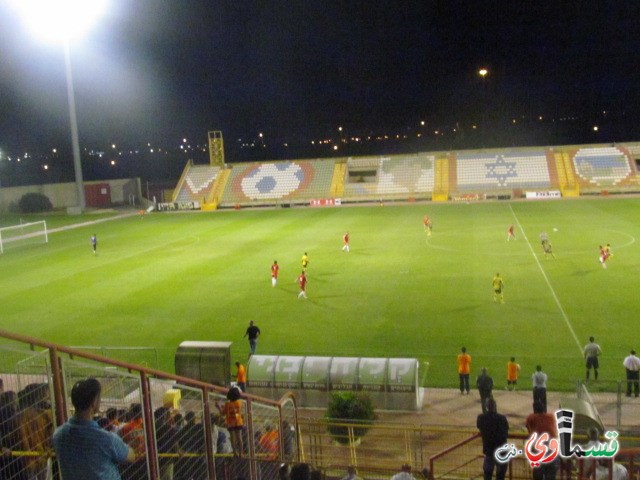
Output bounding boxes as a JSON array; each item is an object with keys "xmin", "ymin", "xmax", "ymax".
[{"xmin": 167, "ymin": 139, "xmax": 640, "ymax": 212}]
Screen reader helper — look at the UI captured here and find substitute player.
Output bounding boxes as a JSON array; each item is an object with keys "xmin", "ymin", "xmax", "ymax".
[
  {"xmin": 507, "ymin": 225, "xmax": 515, "ymax": 241},
  {"xmin": 342, "ymin": 232, "xmax": 350, "ymax": 252},
  {"xmin": 506, "ymin": 357, "xmax": 520, "ymax": 391},
  {"xmin": 297, "ymin": 271, "xmax": 307, "ymax": 299},
  {"xmin": 271, "ymin": 260, "xmax": 279, "ymax": 287},
  {"xmin": 492, "ymin": 273, "xmax": 504, "ymax": 303}
]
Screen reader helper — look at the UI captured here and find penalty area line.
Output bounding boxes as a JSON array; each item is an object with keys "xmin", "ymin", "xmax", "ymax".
[{"xmin": 508, "ymin": 203, "xmax": 583, "ymax": 354}]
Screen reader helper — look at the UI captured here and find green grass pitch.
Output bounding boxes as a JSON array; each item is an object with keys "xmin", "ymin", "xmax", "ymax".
[{"xmin": 1, "ymin": 197, "xmax": 639, "ymax": 390}]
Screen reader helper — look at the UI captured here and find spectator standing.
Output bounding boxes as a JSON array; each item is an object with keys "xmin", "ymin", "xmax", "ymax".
[
  {"xmin": 243, "ymin": 321, "xmax": 261, "ymax": 357},
  {"xmin": 526, "ymin": 401, "xmax": 559, "ymax": 480},
  {"xmin": 217, "ymin": 387, "xmax": 244, "ymax": 456},
  {"xmin": 457, "ymin": 347, "xmax": 471, "ymax": 394},
  {"xmin": 583, "ymin": 336, "xmax": 602, "ymax": 381},
  {"xmin": 506, "ymin": 357, "xmax": 520, "ymax": 391},
  {"xmin": 532, "ymin": 365, "xmax": 548, "ymax": 412},
  {"xmin": 477, "ymin": 398, "xmax": 509, "ymax": 480},
  {"xmin": 53, "ymin": 378, "xmax": 135, "ymax": 480},
  {"xmin": 476, "ymin": 368, "xmax": 494, "ymax": 413},
  {"xmin": 623, "ymin": 350, "xmax": 640, "ymax": 397},
  {"xmin": 235, "ymin": 361, "xmax": 247, "ymax": 392}
]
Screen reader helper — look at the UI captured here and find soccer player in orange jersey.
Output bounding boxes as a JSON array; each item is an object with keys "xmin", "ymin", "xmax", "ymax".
[{"xmin": 507, "ymin": 225, "xmax": 515, "ymax": 241}]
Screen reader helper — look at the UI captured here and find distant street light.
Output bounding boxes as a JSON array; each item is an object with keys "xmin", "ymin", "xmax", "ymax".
[{"xmin": 11, "ymin": 0, "xmax": 108, "ymax": 212}]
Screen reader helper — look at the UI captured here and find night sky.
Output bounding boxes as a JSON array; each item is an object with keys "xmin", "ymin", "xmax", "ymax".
[{"xmin": 1, "ymin": 1, "xmax": 639, "ymax": 180}]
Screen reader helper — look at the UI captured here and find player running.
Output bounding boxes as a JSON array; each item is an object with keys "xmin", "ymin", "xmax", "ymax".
[
  {"xmin": 423, "ymin": 216, "xmax": 432, "ymax": 236},
  {"xmin": 506, "ymin": 225, "xmax": 515, "ymax": 241},
  {"xmin": 599, "ymin": 245, "xmax": 610, "ymax": 269},
  {"xmin": 539, "ymin": 233, "xmax": 555, "ymax": 258},
  {"xmin": 492, "ymin": 273, "xmax": 504, "ymax": 303},
  {"xmin": 342, "ymin": 232, "xmax": 350, "ymax": 252},
  {"xmin": 271, "ymin": 260, "xmax": 279, "ymax": 287},
  {"xmin": 297, "ymin": 271, "xmax": 307, "ymax": 299},
  {"xmin": 301, "ymin": 252, "xmax": 309, "ymax": 272}
]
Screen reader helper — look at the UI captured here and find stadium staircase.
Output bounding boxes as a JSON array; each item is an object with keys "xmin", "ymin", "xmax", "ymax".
[
  {"xmin": 555, "ymin": 152, "xmax": 580, "ymax": 197},
  {"xmin": 432, "ymin": 157, "xmax": 450, "ymax": 201},
  {"xmin": 204, "ymin": 167, "xmax": 231, "ymax": 210},
  {"xmin": 329, "ymin": 161, "xmax": 347, "ymax": 197}
]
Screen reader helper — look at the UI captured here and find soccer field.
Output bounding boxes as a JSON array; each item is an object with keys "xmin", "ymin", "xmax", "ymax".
[{"xmin": 1, "ymin": 197, "xmax": 639, "ymax": 390}]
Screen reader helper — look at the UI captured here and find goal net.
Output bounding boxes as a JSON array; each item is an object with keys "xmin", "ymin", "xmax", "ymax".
[{"xmin": 0, "ymin": 220, "xmax": 48, "ymax": 253}]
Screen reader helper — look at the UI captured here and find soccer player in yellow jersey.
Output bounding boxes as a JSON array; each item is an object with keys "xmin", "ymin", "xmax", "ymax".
[
  {"xmin": 492, "ymin": 273, "xmax": 504, "ymax": 303},
  {"xmin": 301, "ymin": 252, "xmax": 309, "ymax": 272}
]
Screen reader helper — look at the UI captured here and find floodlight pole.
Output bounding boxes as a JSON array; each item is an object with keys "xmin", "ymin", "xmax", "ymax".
[{"xmin": 63, "ymin": 40, "xmax": 86, "ymax": 210}]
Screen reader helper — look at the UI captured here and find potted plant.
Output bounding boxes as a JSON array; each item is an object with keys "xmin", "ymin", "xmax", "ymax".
[{"xmin": 325, "ymin": 392, "xmax": 376, "ymax": 445}]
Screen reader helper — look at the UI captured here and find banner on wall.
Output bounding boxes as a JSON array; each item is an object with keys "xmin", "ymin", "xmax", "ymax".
[
  {"xmin": 525, "ymin": 191, "xmax": 561, "ymax": 199},
  {"xmin": 310, "ymin": 198, "xmax": 341, "ymax": 207},
  {"xmin": 157, "ymin": 201, "xmax": 201, "ymax": 211}
]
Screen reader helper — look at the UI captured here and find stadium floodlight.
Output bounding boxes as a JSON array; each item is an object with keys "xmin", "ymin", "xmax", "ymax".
[
  {"xmin": 9, "ymin": 0, "xmax": 107, "ymax": 44},
  {"xmin": 10, "ymin": 0, "xmax": 108, "ymax": 212}
]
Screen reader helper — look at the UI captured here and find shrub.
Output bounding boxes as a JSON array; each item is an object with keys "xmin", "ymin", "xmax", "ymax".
[
  {"xmin": 325, "ymin": 392, "xmax": 376, "ymax": 444},
  {"xmin": 18, "ymin": 193, "xmax": 53, "ymax": 213}
]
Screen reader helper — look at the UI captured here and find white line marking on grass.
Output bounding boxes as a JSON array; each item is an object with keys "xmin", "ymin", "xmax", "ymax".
[{"xmin": 509, "ymin": 203, "xmax": 583, "ymax": 354}]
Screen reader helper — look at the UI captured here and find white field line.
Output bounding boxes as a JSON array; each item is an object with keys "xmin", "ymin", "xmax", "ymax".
[{"xmin": 508, "ymin": 203, "xmax": 583, "ymax": 354}]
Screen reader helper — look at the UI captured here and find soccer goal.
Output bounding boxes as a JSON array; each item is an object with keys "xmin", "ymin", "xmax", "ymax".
[{"xmin": 0, "ymin": 220, "xmax": 48, "ymax": 253}]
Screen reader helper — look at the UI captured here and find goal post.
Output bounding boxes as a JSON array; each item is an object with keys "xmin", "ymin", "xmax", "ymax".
[{"xmin": 0, "ymin": 220, "xmax": 48, "ymax": 253}]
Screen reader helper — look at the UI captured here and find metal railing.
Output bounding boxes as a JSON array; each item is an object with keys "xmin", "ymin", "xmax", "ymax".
[{"xmin": 0, "ymin": 329, "xmax": 299, "ymax": 480}]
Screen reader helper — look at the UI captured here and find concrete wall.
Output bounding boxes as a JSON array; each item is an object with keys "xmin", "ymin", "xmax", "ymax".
[{"xmin": 0, "ymin": 178, "xmax": 142, "ymax": 212}]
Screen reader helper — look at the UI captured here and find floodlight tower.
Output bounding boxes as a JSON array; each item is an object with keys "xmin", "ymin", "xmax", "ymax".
[
  {"xmin": 478, "ymin": 68, "xmax": 489, "ymax": 144},
  {"xmin": 11, "ymin": 0, "xmax": 108, "ymax": 212}
]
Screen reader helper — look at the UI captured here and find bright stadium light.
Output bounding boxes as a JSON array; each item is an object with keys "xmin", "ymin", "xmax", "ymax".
[
  {"xmin": 10, "ymin": 0, "xmax": 107, "ymax": 43},
  {"xmin": 10, "ymin": 0, "xmax": 109, "ymax": 211}
]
